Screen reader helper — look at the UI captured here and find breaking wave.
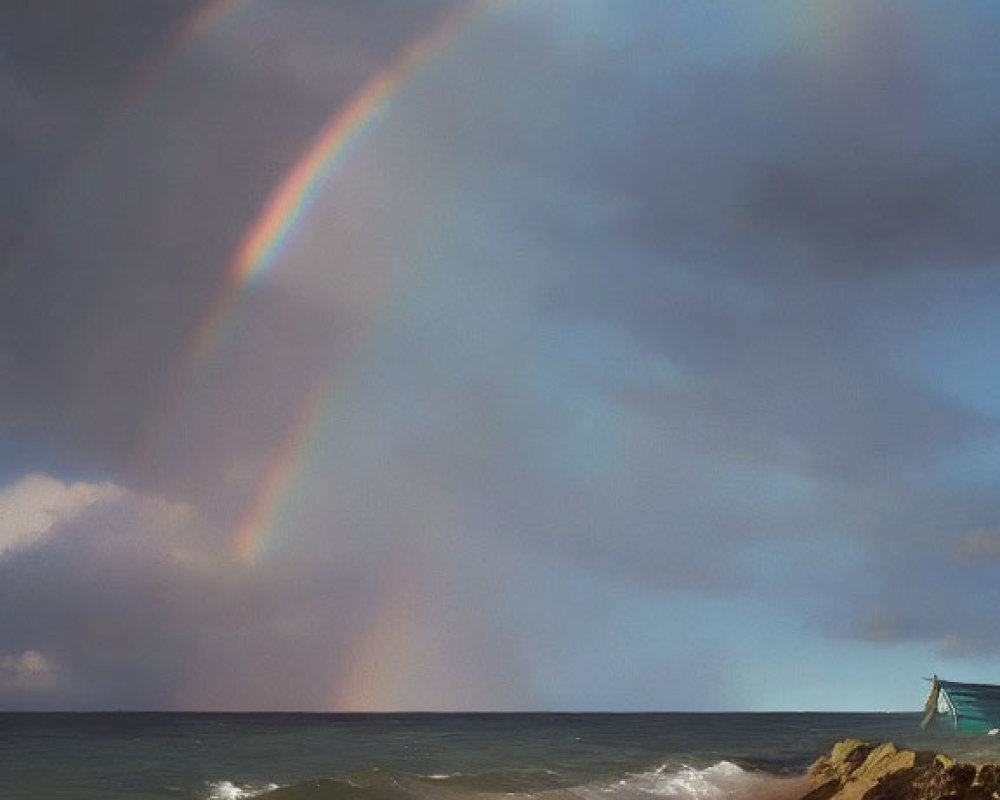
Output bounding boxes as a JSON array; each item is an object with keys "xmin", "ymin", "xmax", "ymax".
[
  {"xmin": 205, "ymin": 763, "xmax": 808, "ymax": 800},
  {"xmin": 206, "ymin": 780, "xmax": 281, "ymax": 799},
  {"xmin": 576, "ymin": 762, "xmax": 808, "ymax": 800}
]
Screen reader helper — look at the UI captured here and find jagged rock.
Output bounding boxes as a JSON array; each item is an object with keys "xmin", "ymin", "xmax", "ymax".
[
  {"xmin": 976, "ymin": 764, "xmax": 1000, "ymax": 795},
  {"xmin": 800, "ymin": 740, "xmax": 1000, "ymax": 800}
]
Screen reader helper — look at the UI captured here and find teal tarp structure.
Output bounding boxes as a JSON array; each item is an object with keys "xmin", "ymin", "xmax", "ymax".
[{"xmin": 921, "ymin": 676, "xmax": 1000, "ymax": 733}]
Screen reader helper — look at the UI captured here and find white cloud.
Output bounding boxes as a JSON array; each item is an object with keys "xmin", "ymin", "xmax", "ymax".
[
  {"xmin": 0, "ymin": 473, "xmax": 123, "ymax": 556},
  {"xmin": 0, "ymin": 650, "xmax": 57, "ymax": 692}
]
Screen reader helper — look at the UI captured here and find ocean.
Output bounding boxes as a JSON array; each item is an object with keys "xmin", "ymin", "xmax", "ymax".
[{"xmin": 1, "ymin": 712, "xmax": 994, "ymax": 800}]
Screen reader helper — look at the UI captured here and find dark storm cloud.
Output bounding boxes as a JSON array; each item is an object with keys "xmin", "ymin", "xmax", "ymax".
[
  {"xmin": 746, "ymin": 154, "xmax": 1000, "ymax": 275},
  {"xmin": 817, "ymin": 526, "xmax": 1000, "ymax": 656},
  {"xmin": 551, "ymin": 275, "xmax": 991, "ymax": 482},
  {"xmin": 0, "ymin": 1, "xmax": 198, "ymax": 76},
  {"xmin": 0, "ymin": 0, "xmax": 200, "ymax": 268},
  {"xmin": 595, "ymin": 1, "xmax": 1000, "ymax": 280}
]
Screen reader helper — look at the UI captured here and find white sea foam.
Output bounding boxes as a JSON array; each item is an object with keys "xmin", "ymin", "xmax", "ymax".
[
  {"xmin": 206, "ymin": 782, "xmax": 249, "ymax": 799},
  {"xmin": 574, "ymin": 762, "xmax": 807, "ymax": 800},
  {"xmin": 205, "ymin": 779, "xmax": 280, "ymax": 799}
]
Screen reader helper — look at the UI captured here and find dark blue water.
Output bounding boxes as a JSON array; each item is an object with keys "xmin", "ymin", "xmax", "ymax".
[{"xmin": 0, "ymin": 712, "xmax": 991, "ymax": 800}]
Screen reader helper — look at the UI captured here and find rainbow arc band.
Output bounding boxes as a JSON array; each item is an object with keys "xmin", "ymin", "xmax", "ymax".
[{"xmin": 147, "ymin": 0, "xmax": 510, "ymax": 564}]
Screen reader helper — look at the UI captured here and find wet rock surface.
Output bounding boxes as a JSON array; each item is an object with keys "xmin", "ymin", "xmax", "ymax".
[{"xmin": 802, "ymin": 740, "xmax": 1000, "ymax": 800}]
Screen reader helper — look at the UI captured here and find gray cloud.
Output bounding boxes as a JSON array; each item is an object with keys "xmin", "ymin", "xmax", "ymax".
[
  {"xmin": 5, "ymin": 0, "xmax": 1000, "ymax": 709},
  {"xmin": 592, "ymin": 1, "xmax": 1000, "ymax": 280},
  {"xmin": 800, "ymin": 514, "xmax": 1000, "ymax": 656},
  {"xmin": 0, "ymin": 0, "xmax": 200, "ymax": 276}
]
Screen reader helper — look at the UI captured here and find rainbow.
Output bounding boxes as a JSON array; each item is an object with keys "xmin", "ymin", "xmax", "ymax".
[
  {"xmin": 181, "ymin": 0, "xmax": 249, "ymax": 40},
  {"xmin": 226, "ymin": 1, "xmax": 488, "ymax": 290},
  {"xmin": 109, "ymin": 0, "xmax": 254, "ymax": 133},
  {"xmin": 228, "ymin": 387, "xmax": 327, "ymax": 564},
  {"xmin": 333, "ymin": 565, "xmax": 427, "ymax": 710},
  {"xmin": 216, "ymin": 0, "xmax": 508, "ymax": 565},
  {"xmin": 183, "ymin": 0, "xmax": 507, "ymax": 370},
  {"xmin": 133, "ymin": 0, "xmax": 510, "ymax": 567},
  {"xmin": 120, "ymin": 0, "xmax": 518, "ymax": 710}
]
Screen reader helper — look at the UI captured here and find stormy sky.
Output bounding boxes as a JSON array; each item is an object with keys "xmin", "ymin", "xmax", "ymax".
[{"xmin": 3, "ymin": 0, "xmax": 1000, "ymax": 712}]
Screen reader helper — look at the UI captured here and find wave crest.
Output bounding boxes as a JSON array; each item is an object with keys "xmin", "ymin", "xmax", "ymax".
[
  {"xmin": 237, "ymin": 762, "xmax": 808, "ymax": 800},
  {"xmin": 206, "ymin": 780, "xmax": 281, "ymax": 799},
  {"xmin": 574, "ymin": 761, "xmax": 807, "ymax": 800}
]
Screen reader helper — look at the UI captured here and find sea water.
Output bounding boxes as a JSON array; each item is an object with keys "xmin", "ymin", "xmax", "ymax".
[{"xmin": 1, "ymin": 712, "xmax": 995, "ymax": 800}]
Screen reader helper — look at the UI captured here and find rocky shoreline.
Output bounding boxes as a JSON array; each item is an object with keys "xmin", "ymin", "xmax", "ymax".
[{"xmin": 801, "ymin": 739, "xmax": 1000, "ymax": 800}]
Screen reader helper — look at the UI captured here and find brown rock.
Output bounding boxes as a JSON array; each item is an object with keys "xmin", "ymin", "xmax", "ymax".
[
  {"xmin": 809, "ymin": 740, "xmax": 875, "ymax": 785},
  {"xmin": 907, "ymin": 760, "xmax": 967, "ymax": 800},
  {"xmin": 974, "ymin": 763, "xmax": 1000, "ymax": 795},
  {"xmin": 858, "ymin": 742, "xmax": 916, "ymax": 778},
  {"xmin": 800, "ymin": 740, "xmax": 1000, "ymax": 800}
]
